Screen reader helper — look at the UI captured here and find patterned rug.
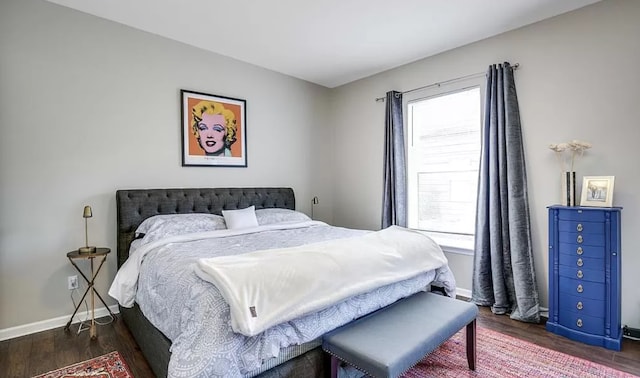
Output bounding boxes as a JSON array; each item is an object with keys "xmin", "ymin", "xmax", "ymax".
[
  {"xmin": 32, "ymin": 351, "xmax": 132, "ymax": 378},
  {"xmin": 401, "ymin": 327, "xmax": 637, "ymax": 378},
  {"xmin": 29, "ymin": 330, "xmax": 635, "ymax": 378}
]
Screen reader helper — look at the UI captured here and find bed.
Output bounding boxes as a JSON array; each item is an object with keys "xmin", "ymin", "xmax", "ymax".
[{"xmin": 113, "ymin": 187, "xmax": 455, "ymax": 378}]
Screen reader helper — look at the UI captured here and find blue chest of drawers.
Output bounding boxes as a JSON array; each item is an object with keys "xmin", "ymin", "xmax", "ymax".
[{"xmin": 546, "ymin": 206, "xmax": 622, "ymax": 350}]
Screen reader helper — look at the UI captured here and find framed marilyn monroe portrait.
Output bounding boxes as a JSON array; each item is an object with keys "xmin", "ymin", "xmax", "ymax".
[{"xmin": 181, "ymin": 89, "xmax": 247, "ymax": 167}]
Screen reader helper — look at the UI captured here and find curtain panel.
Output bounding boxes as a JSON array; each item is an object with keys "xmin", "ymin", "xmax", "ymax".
[
  {"xmin": 472, "ymin": 62, "xmax": 540, "ymax": 323},
  {"xmin": 382, "ymin": 90, "xmax": 407, "ymax": 228}
]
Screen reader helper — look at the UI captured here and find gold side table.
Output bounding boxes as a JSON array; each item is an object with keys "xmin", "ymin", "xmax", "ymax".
[{"xmin": 64, "ymin": 247, "xmax": 116, "ymax": 339}]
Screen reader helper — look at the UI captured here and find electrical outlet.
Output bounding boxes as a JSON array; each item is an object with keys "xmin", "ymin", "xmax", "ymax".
[
  {"xmin": 623, "ymin": 325, "xmax": 640, "ymax": 339},
  {"xmin": 68, "ymin": 275, "xmax": 78, "ymax": 290}
]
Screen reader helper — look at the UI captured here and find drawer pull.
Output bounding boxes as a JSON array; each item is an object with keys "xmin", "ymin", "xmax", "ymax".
[
  {"xmin": 577, "ymin": 258, "xmax": 583, "ymax": 267},
  {"xmin": 577, "ymin": 284, "xmax": 583, "ymax": 293},
  {"xmin": 577, "ymin": 224, "xmax": 583, "ymax": 232},
  {"xmin": 577, "ymin": 319, "xmax": 583, "ymax": 327},
  {"xmin": 577, "ymin": 235, "xmax": 583, "ymax": 243},
  {"xmin": 577, "ymin": 247, "xmax": 583, "ymax": 255},
  {"xmin": 577, "ymin": 302, "xmax": 583, "ymax": 310},
  {"xmin": 577, "ymin": 270, "xmax": 583, "ymax": 279}
]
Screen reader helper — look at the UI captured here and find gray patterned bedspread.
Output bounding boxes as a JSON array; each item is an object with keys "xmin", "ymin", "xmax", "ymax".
[{"xmin": 134, "ymin": 223, "xmax": 456, "ymax": 378}]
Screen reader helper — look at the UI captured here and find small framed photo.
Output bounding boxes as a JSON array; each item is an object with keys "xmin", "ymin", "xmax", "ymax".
[
  {"xmin": 580, "ymin": 176, "xmax": 615, "ymax": 207},
  {"xmin": 181, "ymin": 89, "xmax": 247, "ymax": 167}
]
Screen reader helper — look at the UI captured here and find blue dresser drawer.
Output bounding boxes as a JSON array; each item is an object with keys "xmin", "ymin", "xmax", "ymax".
[
  {"xmin": 558, "ymin": 221, "xmax": 604, "ymax": 234},
  {"xmin": 556, "ymin": 209, "xmax": 605, "ymax": 222},
  {"xmin": 558, "ymin": 243, "xmax": 604, "ymax": 259},
  {"xmin": 559, "ymin": 232, "xmax": 605, "ymax": 247},
  {"xmin": 559, "ymin": 265, "xmax": 605, "ymax": 283},
  {"xmin": 559, "ymin": 253, "xmax": 604, "ymax": 271},
  {"xmin": 559, "ymin": 311, "xmax": 604, "ymax": 335},
  {"xmin": 559, "ymin": 293, "xmax": 605, "ymax": 318},
  {"xmin": 559, "ymin": 277, "xmax": 605, "ymax": 300}
]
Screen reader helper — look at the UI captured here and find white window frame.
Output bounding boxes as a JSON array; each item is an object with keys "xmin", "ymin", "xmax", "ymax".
[{"xmin": 404, "ymin": 76, "xmax": 485, "ymax": 255}]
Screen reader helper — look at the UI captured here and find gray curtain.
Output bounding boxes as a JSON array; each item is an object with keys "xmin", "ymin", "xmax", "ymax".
[
  {"xmin": 472, "ymin": 63, "xmax": 540, "ymax": 323},
  {"xmin": 382, "ymin": 90, "xmax": 407, "ymax": 228}
]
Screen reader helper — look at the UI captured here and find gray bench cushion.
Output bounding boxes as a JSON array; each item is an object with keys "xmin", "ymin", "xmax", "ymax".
[{"xmin": 322, "ymin": 292, "xmax": 478, "ymax": 378}]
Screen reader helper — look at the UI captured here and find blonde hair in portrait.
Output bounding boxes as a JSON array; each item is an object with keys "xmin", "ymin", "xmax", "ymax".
[{"xmin": 191, "ymin": 101, "xmax": 238, "ymax": 149}]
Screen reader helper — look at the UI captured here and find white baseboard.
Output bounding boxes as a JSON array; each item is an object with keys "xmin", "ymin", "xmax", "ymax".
[
  {"xmin": 456, "ymin": 287, "xmax": 472, "ymax": 299},
  {"xmin": 455, "ymin": 287, "xmax": 549, "ymax": 317},
  {"xmin": 0, "ymin": 304, "xmax": 120, "ymax": 341}
]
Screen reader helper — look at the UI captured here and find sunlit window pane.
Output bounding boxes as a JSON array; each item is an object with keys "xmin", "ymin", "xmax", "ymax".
[{"xmin": 408, "ymin": 87, "xmax": 481, "ymax": 241}]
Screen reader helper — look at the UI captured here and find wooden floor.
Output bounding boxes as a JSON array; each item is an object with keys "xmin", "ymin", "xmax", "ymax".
[{"xmin": 2, "ymin": 307, "xmax": 640, "ymax": 377}]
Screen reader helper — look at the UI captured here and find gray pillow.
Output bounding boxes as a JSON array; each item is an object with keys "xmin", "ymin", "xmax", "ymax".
[
  {"xmin": 255, "ymin": 208, "xmax": 311, "ymax": 225},
  {"xmin": 135, "ymin": 213, "xmax": 227, "ymax": 243}
]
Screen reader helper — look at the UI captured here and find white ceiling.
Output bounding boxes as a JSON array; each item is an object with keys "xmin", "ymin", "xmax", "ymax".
[{"xmin": 45, "ymin": 0, "xmax": 600, "ymax": 88}]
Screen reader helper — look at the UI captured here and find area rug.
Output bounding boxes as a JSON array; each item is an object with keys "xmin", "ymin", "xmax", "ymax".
[
  {"xmin": 401, "ymin": 327, "xmax": 637, "ymax": 378},
  {"xmin": 32, "ymin": 351, "xmax": 132, "ymax": 378}
]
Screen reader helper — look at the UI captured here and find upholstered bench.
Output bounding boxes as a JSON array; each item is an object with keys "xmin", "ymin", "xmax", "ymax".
[{"xmin": 322, "ymin": 291, "xmax": 478, "ymax": 378}]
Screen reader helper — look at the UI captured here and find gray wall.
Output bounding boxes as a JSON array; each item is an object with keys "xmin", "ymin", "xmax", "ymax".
[
  {"xmin": 2, "ymin": 0, "xmax": 639, "ymax": 334},
  {"xmin": 0, "ymin": 0, "xmax": 332, "ymax": 330},
  {"xmin": 329, "ymin": 0, "xmax": 640, "ymax": 327}
]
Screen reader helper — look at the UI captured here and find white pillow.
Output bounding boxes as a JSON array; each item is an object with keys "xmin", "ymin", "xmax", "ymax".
[
  {"xmin": 222, "ymin": 206, "xmax": 259, "ymax": 230},
  {"xmin": 255, "ymin": 208, "xmax": 311, "ymax": 225}
]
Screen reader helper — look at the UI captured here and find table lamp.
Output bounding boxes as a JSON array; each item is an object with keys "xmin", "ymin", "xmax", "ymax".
[
  {"xmin": 78, "ymin": 205, "xmax": 96, "ymax": 253},
  {"xmin": 311, "ymin": 196, "xmax": 319, "ymax": 219}
]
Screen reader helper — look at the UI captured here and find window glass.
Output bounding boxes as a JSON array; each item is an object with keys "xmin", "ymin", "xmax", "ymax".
[{"xmin": 406, "ymin": 83, "xmax": 482, "ymax": 251}]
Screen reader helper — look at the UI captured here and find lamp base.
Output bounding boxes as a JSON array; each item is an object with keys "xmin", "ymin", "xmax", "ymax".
[{"xmin": 78, "ymin": 246, "xmax": 96, "ymax": 253}]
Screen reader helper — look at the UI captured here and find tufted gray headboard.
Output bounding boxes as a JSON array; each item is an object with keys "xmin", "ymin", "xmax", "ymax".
[{"xmin": 115, "ymin": 187, "xmax": 295, "ymax": 268}]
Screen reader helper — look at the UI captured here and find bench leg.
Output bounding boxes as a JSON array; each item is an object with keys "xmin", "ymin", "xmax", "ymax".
[
  {"xmin": 466, "ymin": 319, "xmax": 477, "ymax": 370},
  {"xmin": 330, "ymin": 355, "xmax": 339, "ymax": 378}
]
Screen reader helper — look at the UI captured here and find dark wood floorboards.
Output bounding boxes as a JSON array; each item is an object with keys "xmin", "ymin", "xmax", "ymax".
[
  {"xmin": 0, "ymin": 316, "xmax": 154, "ymax": 377},
  {"xmin": 1, "ymin": 307, "xmax": 639, "ymax": 377}
]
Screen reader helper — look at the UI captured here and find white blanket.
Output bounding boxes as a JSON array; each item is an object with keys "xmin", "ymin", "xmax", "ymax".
[
  {"xmin": 109, "ymin": 221, "xmax": 327, "ymax": 308},
  {"xmin": 195, "ymin": 225, "xmax": 448, "ymax": 337}
]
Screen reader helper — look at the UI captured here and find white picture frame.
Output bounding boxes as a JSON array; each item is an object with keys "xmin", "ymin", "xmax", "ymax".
[{"xmin": 580, "ymin": 176, "xmax": 615, "ymax": 207}]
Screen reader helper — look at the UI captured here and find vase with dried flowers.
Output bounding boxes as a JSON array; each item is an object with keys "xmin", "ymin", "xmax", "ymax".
[{"xmin": 549, "ymin": 140, "xmax": 592, "ymax": 206}]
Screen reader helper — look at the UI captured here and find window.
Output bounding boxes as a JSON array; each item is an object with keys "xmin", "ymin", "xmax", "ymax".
[{"xmin": 406, "ymin": 80, "xmax": 483, "ymax": 253}]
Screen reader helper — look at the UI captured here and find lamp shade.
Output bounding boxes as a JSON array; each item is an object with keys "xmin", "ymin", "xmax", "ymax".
[{"xmin": 79, "ymin": 205, "xmax": 96, "ymax": 253}]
